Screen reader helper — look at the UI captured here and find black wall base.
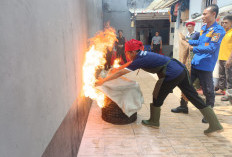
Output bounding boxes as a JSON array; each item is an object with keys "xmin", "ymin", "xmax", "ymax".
[{"xmin": 42, "ymin": 97, "xmax": 92, "ymax": 157}]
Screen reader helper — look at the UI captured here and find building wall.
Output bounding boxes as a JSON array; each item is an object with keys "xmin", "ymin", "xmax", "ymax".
[
  {"xmin": 173, "ymin": 0, "xmax": 203, "ymax": 59},
  {"xmin": 0, "ymin": 0, "xmax": 102, "ymax": 157},
  {"xmin": 173, "ymin": 23, "xmax": 186, "ymax": 59},
  {"xmin": 102, "ymin": 0, "xmax": 154, "ymax": 40},
  {"xmin": 189, "ymin": 0, "xmax": 203, "ymax": 20},
  {"xmin": 189, "ymin": 0, "xmax": 203, "ymax": 32},
  {"xmin": 217, "ymin": 0, "xmax": 232, "ymax": 7},
  {"xmin": 103, "ymin": 0, "xmax": 136, "ymax": 40},
  {"xmin": 169, "ymin": 22, "xmax": 175, "ymax": 45}
]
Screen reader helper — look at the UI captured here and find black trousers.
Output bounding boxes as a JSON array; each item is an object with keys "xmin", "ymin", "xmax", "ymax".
[
  {"xmin": 153, "ymin": 44, "xmax": 160, "ymax": 54},
  {"xmin": 191, "ymin": 67, "xmax": 215, "ymax": 107},
  {"xmin": 104, "ymin": 50, "xmax": 112, "ymax": 70},
  {"xmin": 153, "ymin": 70, "xmax": 207, "ymax": 109},
  {"xmin": 116, "ymin": 49, "xmax": 127, "ymax": 63}
]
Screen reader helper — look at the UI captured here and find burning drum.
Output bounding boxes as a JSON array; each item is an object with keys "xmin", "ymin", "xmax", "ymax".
[{"xmin": 102, "ymin": 96, "xmax": 137, "ymax": 124}]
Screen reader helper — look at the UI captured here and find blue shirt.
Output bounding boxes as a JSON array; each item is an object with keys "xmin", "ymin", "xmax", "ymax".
[
  {"xmin": 189, "ymin": 22, "xmax": 225, "ymax": 71},
  {"xmin": 125, "ymin": 51, "xmax": 184, "ymax": 81}
]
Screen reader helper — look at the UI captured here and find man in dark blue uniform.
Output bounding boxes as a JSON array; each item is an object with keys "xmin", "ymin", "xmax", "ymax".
[{"xmin": 95, "ymin": 39, "xmax": 223, "ymax": 135}]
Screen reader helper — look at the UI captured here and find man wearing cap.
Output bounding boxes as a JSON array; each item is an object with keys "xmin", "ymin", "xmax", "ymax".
[
  {"xmin": 171, "ymin": 21, "xmax": 200, "ymax": 114},
  {"xmin": 185, "ymin": 22, "xmax": 200, "ymax": 41},
  {"xmin": 95, "ymin": 39, "xmax": 223, "ymax": 135}
]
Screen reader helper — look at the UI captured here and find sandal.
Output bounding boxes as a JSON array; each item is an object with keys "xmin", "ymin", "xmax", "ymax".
[
  {"xmin": 215, "ymin": 90, "xmax": 225, "ymax": 95},
  {"xmin": 221, "ymin": 95, "xmax": 229, "ymax": 101}
]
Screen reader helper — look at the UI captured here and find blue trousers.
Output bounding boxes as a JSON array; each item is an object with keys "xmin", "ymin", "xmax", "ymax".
[{"xmin": 191, "ymin": 67, "xmax": 215, "ymax": 107}]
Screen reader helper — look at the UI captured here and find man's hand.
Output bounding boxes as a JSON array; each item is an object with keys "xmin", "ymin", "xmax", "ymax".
[
  {"xmin": 190, "ymin": 46, "xmax": 193, "ymax": 51},
  {"xmin": 108, "ymin": 68, "xmax": 118, "ymax": 75},
  {"xmin": 226, "ymin": 60, "xmax": 232, "ymax": 68},
  {"xmin": 95, "ymin": 78, "xmax": 104, "ymax": 87},
  {"xmin": 95, "ymin": 69, "xmax": 131, "ymax": 87},
  {"xmin": 160, "ymin": 45, "xmax": 162, "ymax": 49}
]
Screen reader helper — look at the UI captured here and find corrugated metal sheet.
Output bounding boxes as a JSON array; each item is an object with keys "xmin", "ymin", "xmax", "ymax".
[
  {"xmin": 146, "ymin": 0, "xmax": 178, "ymax": 10},
  {"xmin": 135, "ymin": 13, "xmax": 169, "ymax": 20},
  {"xmin": 129, "ymin": 8, "xmax": 169, "ymax": 13}
]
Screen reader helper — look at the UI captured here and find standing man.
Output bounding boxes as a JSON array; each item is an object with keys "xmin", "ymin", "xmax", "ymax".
[
  {"xmin": 171, "ymin": 22, "xmax": 200, "ymax": 114},
  {"xmin": 216, "ymin": 15, "xmax": 232, "ymax": 101},
  {"xmin": 181, "ymin": 4, "xmax": 225, "ymax": 122},
  {"xmin": 151, "ymin": 32, "xmax": 162, "ymax": 53},
  {"xmin": 95, "ymin": 39, "xmax": 223, "ymax": 135},
  {"xmin": 115, "ymin": 30, "xmax": 127, "ymax": 64}
]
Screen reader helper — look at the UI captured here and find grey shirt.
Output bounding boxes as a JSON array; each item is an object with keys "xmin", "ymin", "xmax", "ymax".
[{"xmin": 152, "ymin": 36, "xmax": 162, "ymax": 45}]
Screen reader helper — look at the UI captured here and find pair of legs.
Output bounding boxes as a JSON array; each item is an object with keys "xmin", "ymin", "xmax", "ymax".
[
  {"xmin": 172, "ymin": 67, "xmax": 215, "ymax": 111},
  {"xmin": 217, "ymin": 60, "xmax": 232, "ymax": 100},
  {"xmin": 142, "ymin": 70, "xmax": 223, "ymax": 135},
  {"xmin": 153, "ymin": 70, "xmax": 206, "ymax": 109},
  {"xmin": 191, "ymin": 67, "xmax": 215, "ymax": 107},
  {"xmin": 116, "ymin": 49, "xmax": 127, "ymax": 64},
  {"xmin": 173, "ymin": 78, "xmax": 202, "ymax": 114},
  {"xmin": 104, "ymin": 50, "xmax": 112, "ymax": 70},
  {"xmin": 153, "ymin": 44, "xmax": 160, "ymax": 54}
]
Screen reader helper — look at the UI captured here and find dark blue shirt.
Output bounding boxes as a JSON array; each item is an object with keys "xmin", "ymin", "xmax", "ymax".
[
  {"xmin": 186, "ymin": 31, "xmax": 200, "ymax": 40},
  {"xmin": 125, "ymin": 51, "xmax": 184, "ymax": 81}
]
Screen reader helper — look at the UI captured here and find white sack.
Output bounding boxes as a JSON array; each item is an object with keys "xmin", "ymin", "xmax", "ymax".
[{"xmin": 96, "ymin": 77, "xmax": 144, "ymax": 117}]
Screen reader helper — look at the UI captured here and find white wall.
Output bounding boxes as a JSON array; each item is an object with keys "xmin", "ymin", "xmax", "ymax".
[
  {"xmin": 169, "ymin": 22, "xmax": 175, "ymax": 45},
  {"xmin": 218, "ymin": 0, "xmax": 232, "ymax": 7},
  {"xmin": 189, "ymin": 0, "xmax": 203, "ymax": 20},
  {"xmin": 0, "ymin": 0, "xmax": 103, "ymax": 157},
  {"xmin": 103, "ymin": 0, "xmax": 137, "ymax": 40}
]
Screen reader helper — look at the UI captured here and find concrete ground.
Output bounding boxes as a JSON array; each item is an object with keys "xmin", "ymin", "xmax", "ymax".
[{"xmin": 77, "ymin": 70, "xmax": 232, "ymax": 157}]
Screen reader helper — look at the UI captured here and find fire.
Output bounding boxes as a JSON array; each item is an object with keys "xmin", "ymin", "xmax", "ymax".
[
  {"xmin": 113, "ymin": 59, "xmax": 120, "ymax": 68},
  {"xmin": 82, "ymin": 26, "xmax": 117, "ymax": 107}
]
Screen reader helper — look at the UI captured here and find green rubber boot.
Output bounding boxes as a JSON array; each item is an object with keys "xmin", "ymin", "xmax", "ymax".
[
  {"xmin": 200, "ymin": 106, "xmax": 224, "ymax": 135},
  {"xmin": 142, "ymin": 103, "xmax": 160, "ymax": 128}
]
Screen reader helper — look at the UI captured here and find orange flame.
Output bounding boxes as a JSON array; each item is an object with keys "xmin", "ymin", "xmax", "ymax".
[
  {"xmin": 82, "ymin": 26, "xmax": 117, "ymax": 108},
  {"xmin": 113, "ymin": 59, "xmax": 120, "ymax": 68}
]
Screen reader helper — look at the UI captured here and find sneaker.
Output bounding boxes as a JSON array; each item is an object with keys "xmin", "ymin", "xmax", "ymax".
[{"xmin": 171, "ymin": 106, "xmax": 188, "ymax": 114}]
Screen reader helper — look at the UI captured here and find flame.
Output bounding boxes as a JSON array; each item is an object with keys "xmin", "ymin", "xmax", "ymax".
[
  {"xmin": 113, "ymin": 59, "xmax": 120, "ymax": 68},
  {"xmin": 82, "ymin": 26, "xmax": 117, "ymax": 108}
]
